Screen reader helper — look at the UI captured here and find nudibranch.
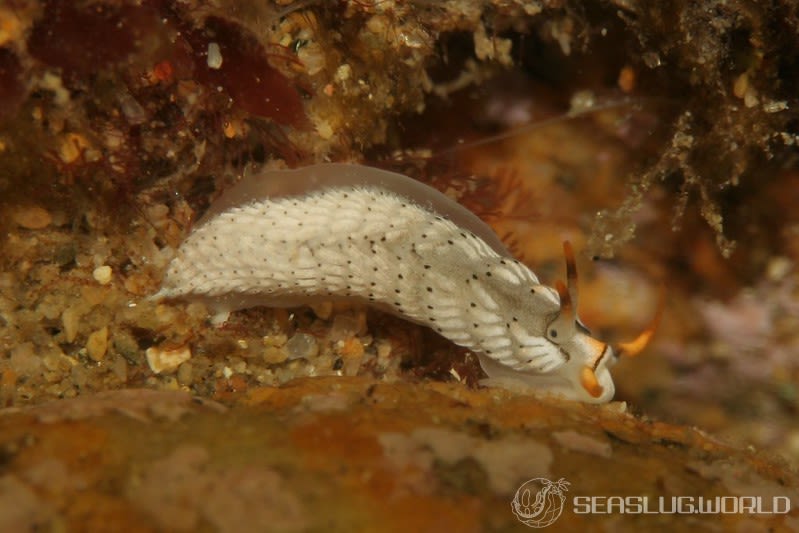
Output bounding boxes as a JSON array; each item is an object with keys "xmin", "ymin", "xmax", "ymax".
[{"xmin": 154, "ymin": 163, "xmax": 661, "ymax": 403}]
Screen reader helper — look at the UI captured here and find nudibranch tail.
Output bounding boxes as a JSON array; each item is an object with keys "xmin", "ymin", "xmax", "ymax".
[{"xmin": 615, "ymin": 285, "xmax": 665, "ymax": 358}]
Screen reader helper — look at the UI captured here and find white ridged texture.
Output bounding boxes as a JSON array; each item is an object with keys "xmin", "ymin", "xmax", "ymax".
[{"xmin": 155, "ymin": 164, "xmax": 619, "ymax": 403}]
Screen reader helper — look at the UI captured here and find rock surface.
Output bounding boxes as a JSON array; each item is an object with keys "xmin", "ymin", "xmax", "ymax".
[{"xmin": 0, "ymin": 380, "xmax": 797, "ymax": 531}]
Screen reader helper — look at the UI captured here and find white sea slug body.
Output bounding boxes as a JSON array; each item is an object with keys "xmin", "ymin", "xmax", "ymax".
[{"xmin": 156, "ymin": 163, "xmax": 659, "ymax": 403}]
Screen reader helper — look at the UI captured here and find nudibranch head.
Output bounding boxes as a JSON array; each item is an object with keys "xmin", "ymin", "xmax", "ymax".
[
  {"xmin": 531, "ymin": 242, "xmax": 662, "ymax": 403},
  {"xmin": 478, "ymin": 241, "xmax": 662, "ymax": 403}
]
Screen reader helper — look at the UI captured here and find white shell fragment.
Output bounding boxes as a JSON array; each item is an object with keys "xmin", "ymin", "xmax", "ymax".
[
  {"xmin": 93, "ymin": 265, "xmax": 113, "ymax": 285},
  {"xmin": 146, "ymin": 345, "xmax": 192, "ymax": 374},
  {"xmin": 155, "ymin": 164, "xmax": 633, "ymax": 403},
  {"xmin": 206, "ymin": 42, "xmax": 223, "ymax": 69}
]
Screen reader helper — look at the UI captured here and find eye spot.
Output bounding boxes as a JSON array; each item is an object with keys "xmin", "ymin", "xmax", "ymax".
[{"xmin": 550, "ymin": 329, "xmax": 558, "ymax": 338}]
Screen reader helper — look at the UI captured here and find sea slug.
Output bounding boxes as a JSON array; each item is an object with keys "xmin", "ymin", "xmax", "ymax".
[{"xmin": 154, "ymin": 163, "xmax": 659, "ymax": 403}]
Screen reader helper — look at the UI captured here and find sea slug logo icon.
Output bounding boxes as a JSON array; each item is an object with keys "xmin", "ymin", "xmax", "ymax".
[{"xmin": 511, "ymin": 477, "xmax": 570, "ymax": 528}]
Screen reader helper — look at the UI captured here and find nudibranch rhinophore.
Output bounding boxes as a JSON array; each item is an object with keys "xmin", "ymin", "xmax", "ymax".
[{"xmin": 154, "ymin": 163, "xmax": 662, "ymax": 403}]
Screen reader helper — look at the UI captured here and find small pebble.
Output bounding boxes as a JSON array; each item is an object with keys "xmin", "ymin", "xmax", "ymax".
[
  {"xmin": 111, "ymin": 355, "xmax": 128, "ymax": 382},
  {"xmin": 146, "ymin": 345, "xmax": 192, "ymax": 374},
  {"xmin": 207, "ymin": 42, "xmax": 223, "ymax": 69},
  {"xmin": 262, "ymin": 334, "xmax": 288, "ymax": 364},
  {"xmin": 286, "ymin": 333, "xmax": 319, "ymax": 360},
  {"xmin": 123, "ymin": 272, "xmax": 152, "ymax": 295},
  {"xmin": 70, "ymin": 364, "xmax": 88, "ymax": 388},
  {"xmin": 177, "ymin": 362, "xmax": 193, "ymax": 386},
  {"xmin": 92, "ymin": 265, "xmax": 113, "ymax": 285},
  {"xmin": 9, "ymin": 343, "xmax": 41, "ymax": 374},
  {"xmin": 262, "ymin": 346, "xmax": 288, "ymax": 364},
  {"xmin": 61, "ymin": 307, "xmax": 81, "ymax": 343},
  {"xmin": 13, "ymin": 206, "xmax": 52, "ymax": 229},
  {"xmin": 86, "ymin": 327, "xmax": 109, "ymax": 361}
]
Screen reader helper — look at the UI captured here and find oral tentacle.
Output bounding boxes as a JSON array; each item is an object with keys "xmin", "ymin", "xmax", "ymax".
[
  {"xmin": 580, "ymin": 366, "xmax": 603, "ymax": 398},
  {"xmin": 615, "ymin": 285, "xmax": 666, "ymax": 357}
]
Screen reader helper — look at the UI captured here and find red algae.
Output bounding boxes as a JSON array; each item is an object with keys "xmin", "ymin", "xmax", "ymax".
[
  {"xmin": 0, "ymin": 47, "xmax": 23, "ymax": 119},
  {"xmin": 182, "ymin": 16, "xmax": 308, "ymax": 128},
  {"xmin": 27, "ymin": 1, "xmax": 159, "ymax": 76}
]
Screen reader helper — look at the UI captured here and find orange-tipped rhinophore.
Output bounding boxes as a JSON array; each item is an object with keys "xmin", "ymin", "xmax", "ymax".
[
  {"xmin": 554, "ymin": 280, "xmax": 575, "ymax": 325},
  {"xmin": 562, "ymin": 241, "xmax": 579, "ymax": 309}
]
